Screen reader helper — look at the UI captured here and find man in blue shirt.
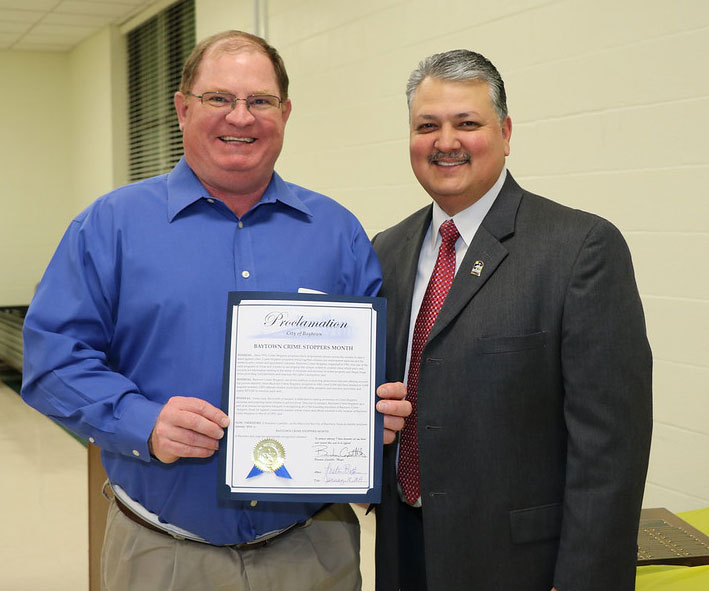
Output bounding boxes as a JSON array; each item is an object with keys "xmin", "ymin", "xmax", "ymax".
[{"xmin": 22, "ymin": 30, "xmax": 409, "ymax": 590}]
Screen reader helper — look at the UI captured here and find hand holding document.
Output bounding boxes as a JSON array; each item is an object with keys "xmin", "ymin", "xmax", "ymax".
[{"xmin": 219, "ymin": 292, "xmax": 385, "ymax": 503}]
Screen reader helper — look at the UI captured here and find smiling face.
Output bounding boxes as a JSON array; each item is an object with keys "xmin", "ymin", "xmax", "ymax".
[
  {"xmin": 409, "ymin": 77, "xmax": 511, "ymax": 216},
  {"xmin": 174, "ymin": 45, "xmax": 291, "ymax": 203}
]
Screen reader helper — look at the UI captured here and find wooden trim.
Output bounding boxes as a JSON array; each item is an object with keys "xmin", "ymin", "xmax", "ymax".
[{"xmin": 88, "ymin": 444, "xmax": 109, "ymax": 591}]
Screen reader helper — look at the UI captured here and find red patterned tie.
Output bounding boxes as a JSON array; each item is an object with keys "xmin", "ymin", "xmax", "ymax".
[{"xmin": 399, "ymin": 219, "xmax": 460, "ymax": 505}]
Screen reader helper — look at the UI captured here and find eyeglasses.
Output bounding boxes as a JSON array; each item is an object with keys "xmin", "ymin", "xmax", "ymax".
[{"xmin": 185, "ymin": 91, "xmax": 283, "ymax": 112}]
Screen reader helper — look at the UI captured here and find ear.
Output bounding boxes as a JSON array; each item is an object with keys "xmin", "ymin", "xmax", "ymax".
[
  {"xmin": 281, "ymin": 98, "xmax": 292, "ymax": 125},
  {"xmin": 174, "ymin": 92, "xmax": 188, "ymax": 130},
  {"xmin": 501, "ymin": 116, "xmax": 512, "ymax": 156}
]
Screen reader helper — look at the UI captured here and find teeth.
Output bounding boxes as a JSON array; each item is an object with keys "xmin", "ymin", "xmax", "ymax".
[
  {"xmin": 220, "ymin": 136, "xmax": 255, "ymax": 143},
  {"xmin": 430, "ymin": 153, "xmax": 470, "ymax": 166}
]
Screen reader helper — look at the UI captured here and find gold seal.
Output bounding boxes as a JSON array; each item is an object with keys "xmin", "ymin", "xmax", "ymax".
[{"xmin": 253, "ymin": 439, "xmax": 286, "ymax": 473}]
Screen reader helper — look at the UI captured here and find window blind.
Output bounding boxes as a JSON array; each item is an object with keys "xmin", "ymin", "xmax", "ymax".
[{"xmin": 127, "ymin": 0, "xmax": 195, "ymax": 182}]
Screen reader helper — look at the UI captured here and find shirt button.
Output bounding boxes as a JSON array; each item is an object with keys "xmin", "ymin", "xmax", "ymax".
[
  {"xmin": 242, "ymin": 270, "xmax": 250, "ymax": 278},
  {"xmin": 238, "ymin": 221, "xmax": 244, "ymax": 228},
  {"xmin": 132, "ymin": 450, "xmax": 140, "ymax": 457},
  {"xmin": 207, "ymin": 198, "xmax": 214, "ymax": 204},
  {"xmin": 250, "ymin": 500, "xmax": 258, "ymax": 507},
  {"xmin": 89, "ymin": 437, "xmax": 95, "ymax": 444}
]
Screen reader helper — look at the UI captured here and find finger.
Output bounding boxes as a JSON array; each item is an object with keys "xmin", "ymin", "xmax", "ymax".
[
  {"xmin": 156, "ymin": 436, "xmax": 219, "ymax": 461},
  {"xmin": 154, "ymin": 410, "xmax": 224, "ymax": 445},
  {"xmin": 170, "ymin": 396, "xmax": 230, "ymax": 428},
  {"xmin": 376, "ymin": 382, "xmax": 407, "ymax": 400},
  {"xmin": 160, "ymin": 397, "xmax": 228, "ymax": 440},
  {"xmin": 382, "ymin": 415, "xmax": 405, "ymax": 434},
  {"xmin": 150, "ymin": 425, "xmax": 221, "ymax": 463},
  {"xmin": 169, "ymin": 425, "xmax": 222, "ymax": 450},
  {"xmin": 376, "ymin": 399, "xmax": 412, "ymax": 417},
  {"xmin": 383, "ymin": 429, "xmax": 397, "ymax": 445},
  {"xmin": 172, "ymin": 410, "xmax": 226, "ymax": 440}
]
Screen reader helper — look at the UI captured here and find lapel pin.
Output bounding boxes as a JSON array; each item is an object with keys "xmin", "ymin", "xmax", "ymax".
[{"xmin": 470, "ymin": 260, "xmax": 484, "ymax": 277}]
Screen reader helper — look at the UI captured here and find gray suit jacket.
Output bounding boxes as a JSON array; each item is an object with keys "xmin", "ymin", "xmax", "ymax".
[{"xmin": 372, "ymin": 173, "xmax": 652, "ymax": 591}]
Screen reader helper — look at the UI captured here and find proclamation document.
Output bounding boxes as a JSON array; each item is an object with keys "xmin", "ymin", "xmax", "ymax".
[{"xmin": 218, "ymin": 292, "xmax": 386, "ymax": 503}]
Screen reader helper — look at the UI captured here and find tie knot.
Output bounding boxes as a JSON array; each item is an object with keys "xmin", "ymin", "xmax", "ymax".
[{"xmin": 439, "ymin": 219, "xmax": 460, "ymax": 244}]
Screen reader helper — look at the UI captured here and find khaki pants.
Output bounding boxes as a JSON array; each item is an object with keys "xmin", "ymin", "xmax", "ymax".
[{"xmin": 101, "ymin": 502, "xmax": 361, "ymax": 591}]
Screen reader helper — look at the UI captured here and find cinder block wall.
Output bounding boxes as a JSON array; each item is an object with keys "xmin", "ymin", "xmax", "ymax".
[
  {"xmin": 262, "ymin": 0, "xmax": 709, "ymax": 511},
  {"xmin": 0, "ymin": 51, "xmax": 73, "ymax": 305}
]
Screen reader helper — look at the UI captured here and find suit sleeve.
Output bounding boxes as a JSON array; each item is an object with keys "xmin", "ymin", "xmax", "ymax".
[{"xmin": 553, "ymin": 218, "xmax": 652, "ymax": 591}]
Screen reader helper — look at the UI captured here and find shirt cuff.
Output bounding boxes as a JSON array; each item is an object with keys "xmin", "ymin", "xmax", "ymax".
[{"xmin": 112, "ymin": 393, "xmax": 163, "ymax": 461}]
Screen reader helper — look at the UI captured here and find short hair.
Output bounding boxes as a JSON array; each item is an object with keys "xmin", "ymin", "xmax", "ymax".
[
  {"xmin": 179, "ymin": 30, "xmax": 290, "ymax": 99},
  {"xmin": 406, "ymin": 49, "xmax": 508, "ymax": 122}
]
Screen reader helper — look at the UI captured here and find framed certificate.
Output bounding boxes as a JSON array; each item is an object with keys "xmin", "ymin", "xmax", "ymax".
[{"xmin": 218, "ymin": 292, "xmax": 386, "ymax": 503}]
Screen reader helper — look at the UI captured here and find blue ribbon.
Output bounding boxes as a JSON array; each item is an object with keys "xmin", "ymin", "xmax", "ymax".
[{"xmin": 246, "ymin": 464, "xmax": 292, "ymax": 479}]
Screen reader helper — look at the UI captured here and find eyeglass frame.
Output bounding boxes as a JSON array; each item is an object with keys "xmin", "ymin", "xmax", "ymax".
[{"xmin": 184, "ymin": 91, "xmax": 284, "ymax": 112}]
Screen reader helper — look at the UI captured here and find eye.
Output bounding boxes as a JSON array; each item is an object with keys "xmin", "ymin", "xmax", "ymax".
[
  {"xmin": 415, "ymin": 122, "xmax": 437, "ymax": 132},
  {"xmin": 459, "ymin": 120, "xmax": 481, "ymax": 129},
  {"xmin": 203, "ymin": 92, "xmax": 234, "ymax": 107},
  {"xmin": 248, "ymin": 95, "xmax": 280, "ymax": 109}
]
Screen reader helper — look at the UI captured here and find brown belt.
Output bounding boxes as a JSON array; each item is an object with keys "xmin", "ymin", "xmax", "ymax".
[{"xmin": 113, "ymin": 495, "xmax": 307, "ymax": 550}]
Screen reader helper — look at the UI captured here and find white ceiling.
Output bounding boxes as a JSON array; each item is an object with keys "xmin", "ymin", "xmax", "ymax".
[{"xmin": 0, "ymin": 0, "xmax": 159, "ymax": 52}]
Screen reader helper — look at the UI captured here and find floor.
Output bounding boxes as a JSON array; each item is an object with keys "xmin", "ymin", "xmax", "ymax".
[
  {"xmin": 353, "ymin": 502, "xmax": 377, "ymax": 589},
  {"xmin": 0, "ymin": 379, "xmax": 88, "ymax": 591},
  {"xmin": 0, "ymin": 377, "xmax": 377, "ymax": 591}
]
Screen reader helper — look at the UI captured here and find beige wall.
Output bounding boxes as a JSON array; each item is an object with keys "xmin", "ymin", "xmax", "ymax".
[
  {"xmin": 69, "ymin": 26, "xmax": 128, "ymax": 212},
  {"xmin": 0, "ymin": 27, "xmax": 125, "ymax": 305},
  {"xmin": 196, "ymin": 0, "xmax": 252, "ymax": 38},
  {"xmin": 0, "ymin": 50, "xmax": 74, "ymax": 304},
  {"xmin": 261, "ymin": 0, "xmax": 709, "ymax": 512}
]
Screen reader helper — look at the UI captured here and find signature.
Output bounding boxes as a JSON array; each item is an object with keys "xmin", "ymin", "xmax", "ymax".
[
  {"xmin": 313, "ymin": 445, "xmax": 366, "ymax": 459},
  {"xmin": 324, "ymin": 463, "xmax": 366, "ymax": 483}
]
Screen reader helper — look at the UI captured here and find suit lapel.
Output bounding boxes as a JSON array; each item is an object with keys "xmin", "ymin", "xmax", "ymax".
[
  {"xmin": 427, "ymin": 173, "xmax": 524, "ymax": 343},
  {"xmin": 388, "ymin": 207, "xmax": 432, "ymax": 380}
]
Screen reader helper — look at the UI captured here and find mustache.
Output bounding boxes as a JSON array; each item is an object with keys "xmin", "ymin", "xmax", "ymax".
[{"xmin": 428, "ymin": 151, "xmax": 471, "ymax": 163}]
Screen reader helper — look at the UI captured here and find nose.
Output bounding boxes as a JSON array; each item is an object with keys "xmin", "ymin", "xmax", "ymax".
[
  {"xmin": 434, "ymin": 124, "xmax": 461, "ymax": 152},
  {"xmin": 224, "ymin": 100, "xmax": 256, "ymax": 125}
]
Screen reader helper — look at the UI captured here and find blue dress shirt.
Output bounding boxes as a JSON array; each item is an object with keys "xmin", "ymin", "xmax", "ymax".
[{"xmin": 22, "ymin": 157, "xmax": 382, "ymax": 545}]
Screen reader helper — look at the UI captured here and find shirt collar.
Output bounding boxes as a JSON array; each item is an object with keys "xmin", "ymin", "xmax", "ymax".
[
  {"xmin": 430, "ymin": 167, "xmax": 507, "ymax": 248},
  {"xmin": 167, "ymin": 157, "xmax": 313, "ymax": 221},
  {"xmin": 254, "ymin": 170, "xmax": 313, "ymax": 217}
]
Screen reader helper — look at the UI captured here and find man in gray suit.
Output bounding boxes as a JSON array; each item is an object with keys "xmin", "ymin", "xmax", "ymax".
[{"xmin": 372, "ymin": 49, "xmax": 652, "ymax": 591}]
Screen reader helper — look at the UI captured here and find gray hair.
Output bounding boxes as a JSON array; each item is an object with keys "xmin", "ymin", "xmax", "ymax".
[{"xmin": 406, "ymin": 49, "xmax": 508, "ymax": 122}]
